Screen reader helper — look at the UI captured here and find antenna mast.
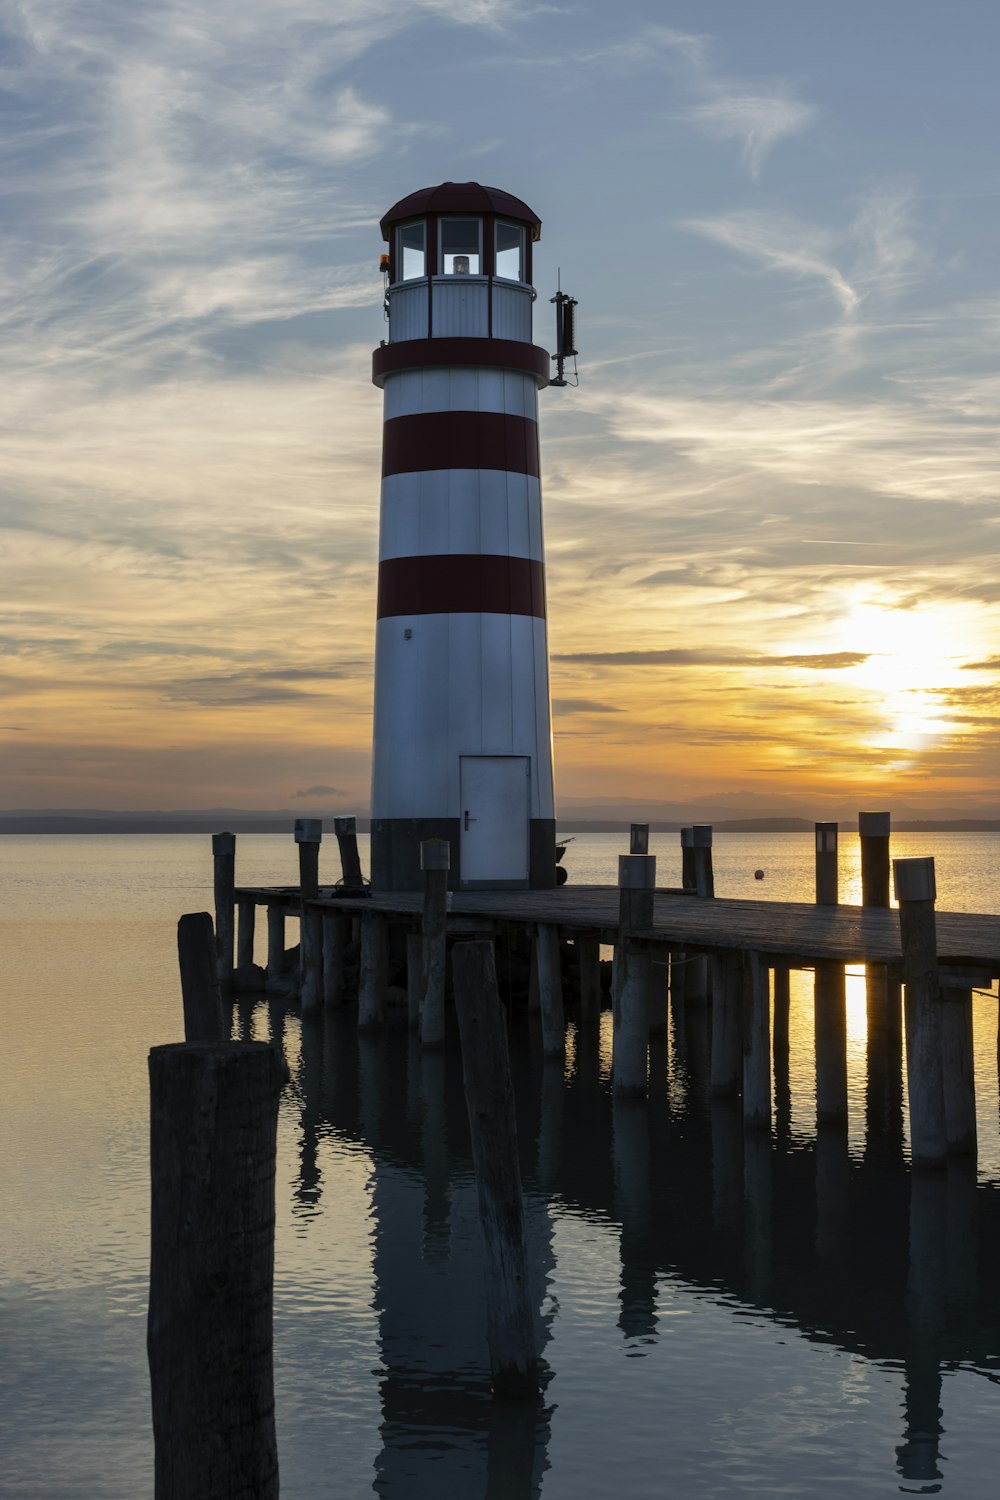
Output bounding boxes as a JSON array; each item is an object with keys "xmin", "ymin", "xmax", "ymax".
[{"xmin": 550, "ymin": 269, "xmax": 578, "ymax": 388}]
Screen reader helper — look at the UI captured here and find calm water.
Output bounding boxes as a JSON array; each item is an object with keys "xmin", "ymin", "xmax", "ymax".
[{"xmin": 2, "ymin": 832, "xmax": 999, "ymax": 1498}]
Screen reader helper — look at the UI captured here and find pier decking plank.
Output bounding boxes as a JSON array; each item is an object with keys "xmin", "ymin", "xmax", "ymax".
[{"xmin": 235, "ymin": 885, "xmax": 1000, "ymax": 976}]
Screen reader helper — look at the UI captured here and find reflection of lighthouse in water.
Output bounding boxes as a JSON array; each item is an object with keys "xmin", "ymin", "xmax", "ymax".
[{"xmin": 370, "ymin": 182, "xmax": 557, "ymax": 892}]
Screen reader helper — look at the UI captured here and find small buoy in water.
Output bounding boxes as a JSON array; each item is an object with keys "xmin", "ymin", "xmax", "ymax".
[{"xmin": 754, "ymin": 869, "xmax": 765, "ymax": 881}]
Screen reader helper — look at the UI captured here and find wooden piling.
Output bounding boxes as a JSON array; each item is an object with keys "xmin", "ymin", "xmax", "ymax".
[
  {"xmin": 709, "ymin": 951, "xmax": 742, "ymax": 1098},
  {"xmin": 692, "ymin": 824, "xmax": 714, "ymax": 899},
  {"xmin": 894, "ymin": 857, "xmax": 946, "ymax": 1168},
  {"xmin": 295, "ymin": 818, "xmax": 323, "ymax": 1015},
  {"xmin": 772, "ymin": 963, "xmax": 791, "ymax": 1056},
  {"xmin": 859, "ymin": 810, "xmax": 891, "ymax": 907},
  {"xmin": 333, "ymin": 814, "xmax": 365, "ymax": 890},
  {"xmin": 680, "ymin": 827, "xmax": 695, "ymax": 891},
  {"xmin": 629, "ymin": 822, "xmax": 650, "ymax": 855},
  {"xmin": 815, "ymin": 822, "xmax": 838, "ymax": 906},
  {"xmin": 742, "ymin": 949, "xmax": 771, "ymax": 1131},
  {"xmin": 322, "ymin": 912, "xmax": 350, "ymax": 1008},
  {"xmin": 814, "ymin": 961, "xmax": 848, "ymax": 1127},
  {"xmin": 613, "ymin": 853, "xmax": 655, "ymax": 1098},
  {"xmin": 148, "ymin": 1040, "xmax": 286, "ymax": 1499},
  {"xmin": 265, "ymin": 903, "xmax": 285, "ymax": 988},
  {"xmin": 358, "ymin": 913, "xmax": 389, "ymax": 1032},
  {"xmin": 576, "ymin": 934, "xmax": 602, "ymax": 1027},
  {"xmin": 406, "ymin": 931, "xmax": 423, "ymax": 1031},
  {"xmin": 212, "ymin": 831, "xmax": 236, "ymax": 993},
  {"xmin": 535, "ymin": 923, "xmax": 565, "ymax": 1057},
  {"xmin": 420, "ymin": 838, "xmax": 449, "ymax": 1049},
  {"xmin": 940, "ymin": 981, "xmax": 977, "ymax": 1156},
  {"xmin": 236, "ymin": 897, "xmax": 256, "ymax": 971},
  {"xmin": 451, "ymin": 939, "xmax": 540, "ymax": 1398},
  {"xmin": 177, "ymin": 912, "xmax": 226, "ymax": 1043}
]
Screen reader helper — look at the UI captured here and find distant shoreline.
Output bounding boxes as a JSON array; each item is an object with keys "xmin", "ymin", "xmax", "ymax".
[{"xmin": 3, "ymin": 815, "xmax": 999, "ymax": 836}]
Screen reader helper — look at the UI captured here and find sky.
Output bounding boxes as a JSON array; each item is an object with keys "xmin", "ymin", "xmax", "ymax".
[{"xmin": 3, "ymin": 0, "xmax": 1000, "ymax": 817}]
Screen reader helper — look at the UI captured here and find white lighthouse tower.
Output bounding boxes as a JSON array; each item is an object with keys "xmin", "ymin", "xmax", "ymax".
[{"xmin": 370, "ymin": 181, "xmax": 557, "ymax": 890}]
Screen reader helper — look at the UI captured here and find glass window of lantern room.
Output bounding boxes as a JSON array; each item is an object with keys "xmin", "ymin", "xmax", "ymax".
[
  {"xmin": 440, "ymin": 218, "xmax": 481, "ymax": 275},
  {"xmin": 397, "ymin": 220, "xmax": 426, "ymax": 280},
  {"xmin": 495, "ymin": 221, "xmax": 525, "ymax": 281}
]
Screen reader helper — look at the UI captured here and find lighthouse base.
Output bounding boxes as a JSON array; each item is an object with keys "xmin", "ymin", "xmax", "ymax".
[{"xmin": 371, "ymin": 818, "xmax": 557, "ymax": 893}]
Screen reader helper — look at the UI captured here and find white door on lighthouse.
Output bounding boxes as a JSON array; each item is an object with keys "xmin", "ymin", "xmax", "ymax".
[{"xmin": 459, "ymin": 756, "xmax": 530, "ymax": 886}]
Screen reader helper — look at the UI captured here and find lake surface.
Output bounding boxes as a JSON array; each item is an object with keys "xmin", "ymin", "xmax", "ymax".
[{"xmin": 2, "ymin": 832, "xmax": 999, "ymax": 1498}]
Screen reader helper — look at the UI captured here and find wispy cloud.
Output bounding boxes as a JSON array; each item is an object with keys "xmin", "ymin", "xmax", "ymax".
[{"xmin": 553, "ymin": 649, "xmax": 870, "ymax": 669}]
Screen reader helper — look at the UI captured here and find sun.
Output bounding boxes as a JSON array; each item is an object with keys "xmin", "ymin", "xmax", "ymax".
[{"xmin": 832, "ymin": 591, "xmax": 984, "ymax": 753}]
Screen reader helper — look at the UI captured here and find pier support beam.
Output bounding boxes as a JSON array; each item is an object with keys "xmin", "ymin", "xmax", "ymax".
[
  {"xmin": 710, "ymin": 951, "xmax": 742, "ymax": 1098},
  {"xmin": 535, "ymin": 923, "xmax": 565, "ymax": 1058},
  {"xmin": 940, "ymin": 981, "xmax": 977, "ymax": 1156},
  {"xmin": 613, "ymin": 853, "xmax": 655, "ymax": 1098},
  {"xmin": 815, "ymin": 822, "xmax": 838, "ymax": 907},
  {"xmin": 576, "ymin": 935, "xmax": 602, "ymax": 1030},
  {"xmin": 420, "ymin": 839, "xmax": 449, "ymax": 1049},
  {"xmin": 296, "ymin": 819, "xmax": 323, "ymax": 1015},
  {"xmin": 322, "ymin": 912, "xmax": 350, "ymax": 1009},
  {"xmin": 236, "ymin": 897, "xmax": 256, "ymax": 972},
  {"xmin": 212, "ymin": 832, "xmax": 236, "ymax": 994},
  {"xmin": 742, "ymin": 949, "xmax": 771, "ymax": 1131},
  {"xmin": 814, "ymin": 962, "xmax": 848, "ymax": 1128},
  {"xmin": 358, "ymin": 913, "xmax": 389, "ymax": 1032},
  {"xmin": 894, "ymin": 857, "xmax": 946, "ymax": 1168},
  {"xmin": 265, "ymin": 903, "xmax": 285, "ymax": 990}
]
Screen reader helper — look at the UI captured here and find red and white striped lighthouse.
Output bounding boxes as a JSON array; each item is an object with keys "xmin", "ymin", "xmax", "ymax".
[{"xmin": 370, "ymin": 181, "xmax": 556, "ymax": 890}]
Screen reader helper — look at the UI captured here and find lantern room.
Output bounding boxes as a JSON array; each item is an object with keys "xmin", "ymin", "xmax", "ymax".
[{"xmin": 379, "ymin": 181, "xmax": 541, "ymax": 345}]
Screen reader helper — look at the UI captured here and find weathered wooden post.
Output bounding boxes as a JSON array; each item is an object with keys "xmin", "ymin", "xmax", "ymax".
[
  {"xmin": 860, "ymin": 810, "xmax": 891, "ymax": 906},
  {"xmin": 692, "ymin": 824, "xmax": 714, "ymax": 899},
  {"xmin": 772, "ymin": 963, "xmax": 791, "ymax": 1057},
  {"xmin": 212, "ymin": 831, "xmax": 236, "ymax": 993},
  {"xmin": 860, "ymin": 809, "xmax": 898, "ymax": 1040},
  {"xmin": 236, "ymin": 897, "xmax": 256, "ymax": 971},
  {"xmin": 357, "ymin": 913, "xmax": 389, "ymax": 1031},
  {"xmin": 629, "ymin": 822, "xmax": 650, "ymax": 855},
  {"xmin": 710, "ymin": 950, "xmax": 743, "ymax": 1097},
  {"xmin": 177, "ymin": 913, "xmax": 226, "ymax": 1043},
  {"xmin": 451, "ymin": 940, "xmax": 540, "ymax": 1398},
  {"xmin": 680, "ymin": 826, "xmax": 695, "ymax": 891},
  {"xmin": 265, "ymin": 902, "xmax": 285, "ymax": 990},
  {"xmin": 940, "ymin": 977, "xmax": 977, "ymax": 1156},
  {"xmin": 742, "ymin": 949, "xmax": 771, "ymax": 1130},
  {"xmin": 576, "ymin": 934, "xmax": 602, "ymax": 1029},
  {"xmin": 148, "ymin": 1040, "xmax": 286, "ymax": 1499},
  {"xmin": 333, "ymin": 815, "xmax": 365, "ymax": 890},
  {"xmin": 815, "ymin": 821, "xmax": 838, "ymax": 906},
  {"xmin": 406, "ymin": 931, "xmax": 423, "ymax": 1031},
  {"xmin": 295, "ymin": 818, "xmax": 323, "ymax": 1014},
  {"xmin": 535, "ymin": 923, "xmax": 565, "ymax": 1058},
  {"xmin": 614, "ymin": 853, "xmax": 655, "ymax": 1098},
  {"xmin": 420, "ymin": 838, "xmax": 449, "ymax": 1049},
  {"xmin": 814, "ymin": 961, "xmax": 848, "ymax": 1127},
  {"xmin": 322, "ymin": 912, "xmax": 350, "ymax": 1008},
  {"xmin": 894, "ymin": 857, "xmax": 946, "ymax": 1167}
]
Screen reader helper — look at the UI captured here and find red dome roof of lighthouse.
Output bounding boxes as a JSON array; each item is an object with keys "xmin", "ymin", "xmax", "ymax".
[{"xmin": 380, "ymin": 182, "xmax": 541, "ymax": 241}]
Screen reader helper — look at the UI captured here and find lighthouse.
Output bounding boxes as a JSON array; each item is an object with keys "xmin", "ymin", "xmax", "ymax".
[{"xmin": 370, "ymin": 181, "xmax": 557, "ymax": 890}]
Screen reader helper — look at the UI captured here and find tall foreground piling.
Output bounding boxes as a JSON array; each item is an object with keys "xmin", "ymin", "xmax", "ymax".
[
  {"xmin": 452, "ymin": 940, "xmax": 540, "ymax": 1398},
  {"xmin": 176, "ymin": 913, "xmax": 225, "ymax": 1043},
  {"xmin": 148, "ymin": 1041, "xmax": 286, "ymax": 1499}
]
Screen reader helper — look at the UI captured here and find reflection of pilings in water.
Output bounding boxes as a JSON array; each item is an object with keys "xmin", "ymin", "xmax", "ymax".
[
  {"xmin": 709, "ymin": 952, "xmax": 742, "ymax": 1100},
  {"xmin": 742, "ymin": 1132, "xmax": 772, "ymax": 1304},
  {"xmin": 684, "ymin": 1006, "xmax": 710, "ymax": 1103},
  {"xmin": 815, "ymin": 1125, "xmax": 849, "ymax": 1267},
  {"xmin": 648, "ymin": 1033, "xmax": 670, "ymax": 1114},
  {"xmin": 537, "ymin": 1058, "xmax": 564, "ymax": 1192},
  {"xmin": 485, "ymin": 1396, "xmax": 549, "ymax": 1500},
  {"xmin": 896, "ymin": 1170, "xmax": 947, "ymax": 1487},
  {"xmin": 234, "ymin": 990, "xmax": 257, "ymax": 1043},
  {"xmin": 613, "ymin": 1098, "xmax": 655, "ymax": 1341},
  {"xmin": 419, "ymin": 1050, "xmax": 450, "ymax": 1263},
  {"xmin": 294, "ymin": 1013, "xmax": 324, "ymax": 1215},
  {"xmin": 711, "ymin": 1099, "xmax": 743, "ymax": 1239},
  {"xmin": 945, "ymin": 1157, "xmax": 978, "ymax": 1331}
]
